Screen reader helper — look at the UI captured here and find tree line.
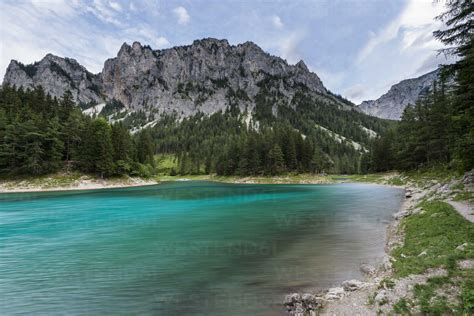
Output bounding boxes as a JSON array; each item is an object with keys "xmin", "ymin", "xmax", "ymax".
[
  {"xmin": 366, "ymin": 0, "xmax": 473, "ymax": 173},
  {"xmin": 0, "ymin": 86, "xmax": 155, "ymax": 177}
]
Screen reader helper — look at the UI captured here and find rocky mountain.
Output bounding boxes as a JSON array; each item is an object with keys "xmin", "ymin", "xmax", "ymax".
[
  {"xmin": 357, "ymin": 69, "xmax": 440, "ymax": 120},
  {"xmin": 3, "ymin": 38, "xmax": 351, "ymax": 123},
  {"xmin": 3, "ymin": 54, "xmax": 102, "ymax": 105}
]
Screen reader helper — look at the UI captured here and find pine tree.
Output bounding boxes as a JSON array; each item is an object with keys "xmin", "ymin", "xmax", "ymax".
[
  {"xmin": 434, "ymin": 0, "xmax": 474, "ymax": 170},
  {"xmin": 267, "ymin": 144, "xmax": 285, "ymax": 175},
  {"xmin": 136, "ymin": 129, "xmax": 155, "ymax": 166},
  {"xmin": 93, "ymin": 119, "xmax": 114, "ymax": 178}
]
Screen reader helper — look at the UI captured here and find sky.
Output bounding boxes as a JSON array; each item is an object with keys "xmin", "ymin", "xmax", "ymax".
[{"xmin": 0, "ymin": 0, "xmax": 453, "ymax": 103}]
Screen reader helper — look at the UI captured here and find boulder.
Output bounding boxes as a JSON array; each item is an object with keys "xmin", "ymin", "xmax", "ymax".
[
  {"xmin": 360, "ymin": 263, "xmax": 376, "ymax": 276},
  {"xmin": 393, "ymin": 210, "xmax": 411, "ymax": 219},
  {"xmin": 284, "ymin": 293, "xmax": 322, "ymax": 315},
  {"xmin": 325, "ymin": 287, "xmax": 345, "ymax": 301},
  {"xmin": 462, "ymin": 170, "xmax": 474, "ymax": 184},
  {"xmin": 374, "ymin": 290, "xmax": 387, "ymax": 304},
  {"xmin": 456, "ymin": 243, "xmax": 468, "ymax": 251},
  {"xmin": 458, "ymin": 259, "xmax": 474, "ymax": 270},
  {"xmin": 342, "ymin": 279, "xmax": 365, "ymax": 291},
  {"xmin": 301, "ymin": 293, "xmax": 322, "ymax": 310},
  {"xmin": 284, "ymin": 293, "xmax": 301, "ymax": 310}
]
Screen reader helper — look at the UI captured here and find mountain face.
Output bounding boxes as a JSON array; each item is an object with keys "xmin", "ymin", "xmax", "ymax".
[
  {"xmin": 3, "ymin": 54, "xmax": 102, "ymax": 105},
  {"xmin": 357, "ymin": 69, "xmax": 440, "ymax": 120},
  {"xmin": 3, "ymin": 38, "xmax": 348, "ymax": 121}
]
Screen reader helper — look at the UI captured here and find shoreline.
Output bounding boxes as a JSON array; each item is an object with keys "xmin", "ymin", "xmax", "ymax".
[
  {"xmin": 283, "ymin": 181, "xmax": 411, "ymax": 315},
  {"xmin": 317, "ymin": 181, "xmax": 416, "ymax": 315},
  {"xmin": 0, "ymin": 172, "xmax": 397, "ymax": 194},
  {"xmin": 286, "ymin": 171, "xmax": 473, "ymax": 315},
  {"xmin": 0, "ymin": 175, "xmax": 159, "ymax": 194}
]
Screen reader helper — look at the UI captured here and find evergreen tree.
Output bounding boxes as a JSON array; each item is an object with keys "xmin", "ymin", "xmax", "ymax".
[
  {"xmin": 92, "ymin": 119, "xmax": 114, "ymax": 178},
  {"xmin": 267, "ymin": 144, "xmax": 285, "ymax": 175},
  {"xmin": 434, "ymin": 0, "xmax": 474, "ymax": 170},
  {"xmin": 111, "ymin": 122, "xmax": 134, "ymax": 174},
  {"xmin": 136, "ymin": 129, "xmax": 155, "ymax": 166}
]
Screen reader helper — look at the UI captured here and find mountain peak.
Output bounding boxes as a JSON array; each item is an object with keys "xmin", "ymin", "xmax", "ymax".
[
  {"xmin": 3, "ymin": 38, "xmax": 339, "ymax": 120},
  {"xmin": 192, "ymin": 38, "xmax": 229, "ymax": 47},
  {"xmin": 296, "ymin": 60, "xmax": 308, "ymax": 71},
  {"xmin": 357, "ymin": 68, "xmax": 442, "ymax": 120}
]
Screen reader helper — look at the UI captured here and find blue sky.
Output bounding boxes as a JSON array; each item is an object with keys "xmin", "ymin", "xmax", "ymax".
[{"xmin": 0, "ymin": 0, "xmax": 452, "ymax": 103}]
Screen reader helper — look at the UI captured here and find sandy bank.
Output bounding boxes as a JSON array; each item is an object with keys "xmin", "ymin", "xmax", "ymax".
[{"xmin": 0, "ymin": 175, "xmax": 158, "ymax": 194}]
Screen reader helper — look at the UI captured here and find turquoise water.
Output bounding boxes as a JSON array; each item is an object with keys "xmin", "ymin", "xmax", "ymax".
[{"xmin": 0, "ymin": 181, "xmax": 403, "ymax": 315}]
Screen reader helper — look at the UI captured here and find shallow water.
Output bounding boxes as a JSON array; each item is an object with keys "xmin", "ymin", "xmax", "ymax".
[{"xmin": 0, "ymin": 181, "xmax": 403, "ymax": 315}]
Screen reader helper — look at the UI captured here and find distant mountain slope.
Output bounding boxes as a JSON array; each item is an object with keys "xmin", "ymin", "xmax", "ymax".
[
  {"xmin": 3, "ymin": 38, "xmax": 352, "ymax": 121},
  {"xmin": 357, "ymin": 69, "xmax": 440, "ymax": 120}
]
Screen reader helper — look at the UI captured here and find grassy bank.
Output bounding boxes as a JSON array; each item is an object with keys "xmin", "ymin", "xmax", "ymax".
[{"xmin": 391, "ymin": 200, "xmax": 474, "ymax": 314}]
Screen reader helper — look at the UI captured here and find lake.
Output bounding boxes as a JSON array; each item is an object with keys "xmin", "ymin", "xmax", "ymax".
[{"xmin": 0, "ymin": 181, "xmax": 403, "ymax": 315}]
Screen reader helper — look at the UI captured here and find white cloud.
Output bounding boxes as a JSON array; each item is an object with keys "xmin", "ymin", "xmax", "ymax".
[
  {"xmin": 342, "ymin": 84, "xmax": 366, "ymax": 102},
  {"xmin": 0, "ymin": 0, "xmax": 170, "ymax": 79},
  {"xmin": 272, "ymin": 15, "xmax": 283, "ymax": 29},
  {"xmin": 357, "ymin": 0, "xmax": 444, "ymax": 64},
  {"xmin": 346, "ymin": 0, "xmax": 449, "ymax": 103},
  {"xmin": 108, "ymin": 1, "xmax": 122, "ymax": 12},
  {"xmin": 173, "ymin": 6, "xmax": 190, "ymax": 25},
  {"xmin": 86, "ymin": 0, "xmax": 123, "ymax": 26},
  {"xmin": 277, "ymin": 32, "xmax": 304, "ymax": 64},
  {"xmin": 155, "ymin": 37, "xmax": 170, "ymax": 48}
]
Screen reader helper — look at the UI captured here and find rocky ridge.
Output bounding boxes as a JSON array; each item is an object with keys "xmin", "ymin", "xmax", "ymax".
[
  {"xmin": 4, "ymin": 54, "xmax": 102, "ymax": 105},
  {"xmin": 357, "ymin": 69, "xmax": 440, "ymax": 120},
  {"xmin": 3, "ymin": 38, "xmax": 350, "ymax": 122}
]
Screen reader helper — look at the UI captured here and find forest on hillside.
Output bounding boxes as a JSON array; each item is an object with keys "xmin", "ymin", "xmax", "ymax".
[
  {"xmin": 0, "ymin": 84, "xmax": 387, "ymax": 177},
  {"xmin": 0, "ymin": 87, "xmax": 155, "ymax": 178}
]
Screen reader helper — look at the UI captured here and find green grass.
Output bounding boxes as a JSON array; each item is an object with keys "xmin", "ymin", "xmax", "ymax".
[
  {"xmin": 392, "ymin": 201, "xmax": 473, "ymax": 277},
  {"xmin": 453, "ymin": 191, "xmax": 474, "ymax": 202},
  {"xmin": 154, "ymin": 154, "xmax": 179, "ymax": 175},
  {"xmin": 392, "ymin": 297, "xmax": 412, "ymax": 314},
  {"xmin": 387, "ymin": 176, "xmax": 405, "ymax": 186},
  {"xmin": 390, "ymin": 200, "xmax": 474, "ymax": 314},
  {"xmin": 402, "ymin": 166, "xmax": 462, "ymax": 187},
  {"xmin": 378, "ymin": 277, "xmax": 395, "ymax": 289},
  {"xmin": 328, "ymin": 173, "xmax": 392, "ymax": 183},
  {"xmin": 413, "ymin": 276, "xmax": 458, "ymax": 315}
]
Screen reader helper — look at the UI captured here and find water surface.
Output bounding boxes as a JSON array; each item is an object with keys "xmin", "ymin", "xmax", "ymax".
[{"xmin": 0, "ymin": 181, "xmax": 403, "ymax": 315}]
